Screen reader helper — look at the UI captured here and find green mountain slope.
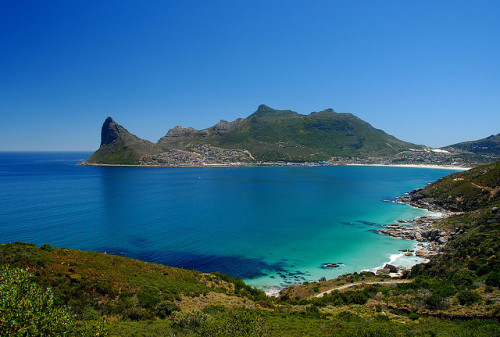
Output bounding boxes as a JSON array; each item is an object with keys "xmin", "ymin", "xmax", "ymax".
[
  {"xmin": 444, "ymin": 133, "xmax": 500, "ymax": 156},
  {"xmin": 158, "ymin": 105, "xmax": 421, "ymax": 161},
  {"xmin": 86, "ymin": 106, "xmax": 424, "ymax": 165},
  {"xmin": 406, "ymin": 162, "xmax": 500, "ymax": 211}
]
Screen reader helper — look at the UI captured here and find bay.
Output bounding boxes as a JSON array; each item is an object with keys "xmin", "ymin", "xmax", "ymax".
[{"xmin": 0, "ymin": 152, "xmax": 458, "ymax": 292}]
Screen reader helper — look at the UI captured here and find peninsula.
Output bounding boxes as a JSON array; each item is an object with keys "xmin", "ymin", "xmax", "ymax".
[{"xmin": 84, "ymin": 105, "xmax": 499, "ymax": 168}]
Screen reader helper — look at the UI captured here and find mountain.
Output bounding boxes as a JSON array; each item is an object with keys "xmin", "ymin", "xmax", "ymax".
[
  {"xmin": 86, "ymin": 117, "xmax": 162, "ymax": 164},
  {"xmin": 443, "ymin": 133, "xmax": 500, "ymax": 155},
  {"xmin": 86, "ymin": 105, "xmax": 423, "ymax": 165}
]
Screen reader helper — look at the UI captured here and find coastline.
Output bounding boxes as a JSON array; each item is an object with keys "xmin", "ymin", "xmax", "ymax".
[
  {"xmin": 344, "ymin": 163, "xmax": 470, "ymax": 170},
  {"xmin": 266, "ymin": 192, "xmax": 451, "ymax": 297},
  {"xmin": 81, "ymin": 161, "xmax": 471, "ymax": 170}
]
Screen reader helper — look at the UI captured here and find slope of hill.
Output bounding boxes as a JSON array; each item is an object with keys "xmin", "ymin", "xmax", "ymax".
[
  {"xmin": 158, "ymin": 105, "xmax": 421, "ymax": 162},
  {"xmin": 85, "ymin": 105, "xmax": 423, "ymax": 165},
  {"xmin": 403, "ymin": 162, "xmax": 500, "ymax": 211},
  {"xmin": 444, "ymin": 134, "xmax": 500, "ymax": 156}
]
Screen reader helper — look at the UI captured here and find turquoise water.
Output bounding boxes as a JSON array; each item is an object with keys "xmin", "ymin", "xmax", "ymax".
[{"xmin": 0, "ymin": 152, "xmax": 457, "ymax": 292}]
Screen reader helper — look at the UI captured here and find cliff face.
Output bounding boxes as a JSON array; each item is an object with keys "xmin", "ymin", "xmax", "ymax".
[{"xmin": 100, "ymin": 117, "xmax": 121, "ymax": 145}]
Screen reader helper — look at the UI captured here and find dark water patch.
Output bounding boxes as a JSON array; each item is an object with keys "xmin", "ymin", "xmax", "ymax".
[
  {"xmin": 367, "ymin": 229, "xmax": 381, "ymax": 234},
  {"xmin": 129, "ymin": 237, "xmax": 152, "ymax": 248},
  {"xmin": 356, "ymin": 220, "xmax": 380, "ymax": 226},
  {"xmin": 340, "ymin": 221, "xmax": 355, "ymax": 226},
  {"xmin": 95, "ymin": 246, "xmax": 286, "ymax": 279}
]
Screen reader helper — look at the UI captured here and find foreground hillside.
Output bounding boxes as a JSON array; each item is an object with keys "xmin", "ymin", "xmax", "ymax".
[{"xmin": 1, "ymin": 163, "xmax": 499, "ymax": 336}]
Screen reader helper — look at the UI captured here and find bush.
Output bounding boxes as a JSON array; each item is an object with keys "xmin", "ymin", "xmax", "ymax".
[
  {"xmin": 123, "ymin": 307, "xmax": 152, "ymax": 321},
  {"xmin": 457, "ymin": 290, "xmax": 481, "ymax": 305},
  {"xmin": 171, "ymin": 311, "xmax": 211, "ymax": 329},
  {"xmin": 426, "ymin": 294, "xmax": 449, "ymax": 310},
  {"xmin": 0, "ymin": 266, "xmax": 105, "ymax": 336},
  {"xmin": 137, "ymin": 290, "xmax": 160, "ymax": 309},
  {"xmin": 156, "ymin": 300, "xmax": 180, "ymax": 318},
  {"xmin": 451, "ymin": 270, "xmax": 476, "ymax": 287},
  {"xmin": 485, "ymin": 271, "xmax": 500, "ymax": 288},
  {"xmin": 198, "ymin": 308, "xmax": 268, "ymax": 337}
]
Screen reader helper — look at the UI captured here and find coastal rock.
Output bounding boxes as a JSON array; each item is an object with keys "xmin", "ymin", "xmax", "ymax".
[
  {"xmin": 405, "ymin": 252, "xmax": 413, "ymax": 256},
  {"xmin": 321, "ymin": 263, "xmax": 340, "ymax": 269},
  {"xmin": 384, "ymin": 264, "xmax": 399, "ymax": 273},
  {"xmin": 376, "ymin": 268, "xmax": 391, "ymax": 275},
  {"xmin": 415, "ymin": 250, "xmax": 436, "ymax": 258}
]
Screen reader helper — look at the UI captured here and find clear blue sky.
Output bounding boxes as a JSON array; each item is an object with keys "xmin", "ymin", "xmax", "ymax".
[{"xmin": 1, "ymin": 0, "xmax": 499, "ymax": 151}]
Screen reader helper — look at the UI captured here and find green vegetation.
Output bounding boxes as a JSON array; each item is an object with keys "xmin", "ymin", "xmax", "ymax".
[
  {"xmin": 86, "ymin": 117, "xmax": 162, "ymax": 165},
  {"xmin": 0, "ymin": 265, "xmax": 105, "ymax": 336},
  {"xmin": 411, "ymin": 162, "xmax": 500, "ymax": 211},
  {"xmin": 159, "ymin": 105, "xmax": 421, "ymax": 162},
  {"xmin": 87, "ymin": 105, "xmax": 423, "ymax": 164},
  {"xmin": 445, "ymin": 133, "xmax": 500, "ymax": 155}
]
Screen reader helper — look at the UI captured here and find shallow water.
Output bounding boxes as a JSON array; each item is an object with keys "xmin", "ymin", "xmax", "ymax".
[{"xmin": 0, "ymin": 152, "xmax": 457, "ymax": 292}]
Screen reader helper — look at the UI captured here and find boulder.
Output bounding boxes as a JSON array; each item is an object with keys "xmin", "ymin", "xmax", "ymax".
[
  {"xmin": 384, "ymin": 264, "xmax": 399, "ymax": 273},
  {"xmin": 376, "ymin": 268, "xmax": 391, "ymax": 275}
]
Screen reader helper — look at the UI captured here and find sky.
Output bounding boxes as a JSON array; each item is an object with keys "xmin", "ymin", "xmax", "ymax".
[{"xmin": 1, "ymin": 0, "xmax": 499, "ymax": 151}]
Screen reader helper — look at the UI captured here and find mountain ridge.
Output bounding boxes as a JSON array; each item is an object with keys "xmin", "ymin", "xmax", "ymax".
[
  {"xmin": 443, "ymin": 133, "xmax": 500, "ymax": 155},
  {"xmin": 86, "ymin": 105, "xmax": 424, "ymax": 164}
]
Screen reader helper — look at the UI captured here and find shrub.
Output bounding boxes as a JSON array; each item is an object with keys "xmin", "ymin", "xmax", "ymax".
[
  {"xmin": 156, "ymin": 300, "xmax": 180, "ymax": 318},
  {"xmin": 171, "ymin": 311, "xmax": 211, "ymax": 329},
  {"xmin": 198, "ymin": 308, "xmax": 268, "ymax": 337},
  {"xmin": 137, "ymin": 290, "xmax": 160, "ymax": 309},
  {"xmin": 426, "ymin": 294, "xmax": 449, "ymax": 310},
  {"xmin": 485, "ymin": 271, "xmax": 500, "ymax": 288},
  {"xmin": 457, "ymin": 290, "xmax": 481, "ymax": 305},
  {"xmin": 0, "ymin": 266, "xmax": 105, "ymax": 336},
  {"xmin": 123, "ymin": 307, "xmax": 152, "ymax": 321},
  {"xmin": 451, "ymin": 270, "xmax": 476, "ymax": 287}
]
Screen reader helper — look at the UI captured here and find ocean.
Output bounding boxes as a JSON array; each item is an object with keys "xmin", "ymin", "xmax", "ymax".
[{"xmin": 0, "ymin": 152, "xmax": 458, "ymax": 293}]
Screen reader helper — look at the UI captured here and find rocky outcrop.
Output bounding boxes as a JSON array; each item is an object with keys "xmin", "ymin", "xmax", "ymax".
[
  {"xmin": 162, "ymin": 126, "xmax": 209, "ymax": 138},
  {"xmin": 100, "ymin": 117, "xmax": 121, "ymax": 145},
  {"xmin": 397, "ymin": 190, "xmax": 449, "ymax": 213},
  {"xmin": 378, "ymin": 215, "xmax": 465, "ymax": 258}
]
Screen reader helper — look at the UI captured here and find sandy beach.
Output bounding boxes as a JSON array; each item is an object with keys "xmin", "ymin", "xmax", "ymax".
[{"xmin": 344, "ymin": 163, "xmax": 470, "ymax": 170}]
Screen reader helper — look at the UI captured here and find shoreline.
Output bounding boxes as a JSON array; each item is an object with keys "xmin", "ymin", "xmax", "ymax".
[
  {"xmin": 344, "ymin": 163, "xmax": 470, "ymax": 170},
  {"xmin": 266, "ymin": 194, "xmax": 450, "ymax": 297},
  {"xmin": 81, "ymin": 161, "xmax": 471, "ymax": 170}
]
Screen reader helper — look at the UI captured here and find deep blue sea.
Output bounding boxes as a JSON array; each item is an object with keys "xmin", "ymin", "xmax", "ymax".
[{"xmin": 0, "ymin": 152, "xmax": 458, "ymax": 293}]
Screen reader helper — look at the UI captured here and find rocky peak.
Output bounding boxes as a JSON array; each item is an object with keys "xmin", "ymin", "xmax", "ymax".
[
  {"xmin": 310, "ymin": 108, "xmax": 336, "ymax": 115},
  {"xmin": 164, "ymin": 126, "xmax": 208, "ymax": 138},
  {"xmin": 257, "ymin": 104, "xmax": 274, "ymax": 112},
  {"xmin": 212, "ymin": 120, "xmax": 231, "ymax": 135},
  {"xmin": 101, "ymin": 117, "xmax": 121, "ymax": 146}
]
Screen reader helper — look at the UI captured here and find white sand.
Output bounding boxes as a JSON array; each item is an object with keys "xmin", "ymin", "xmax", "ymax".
[{"xmin": 344, "ymin": 164, "xmax": 470, "ymax": 170}]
